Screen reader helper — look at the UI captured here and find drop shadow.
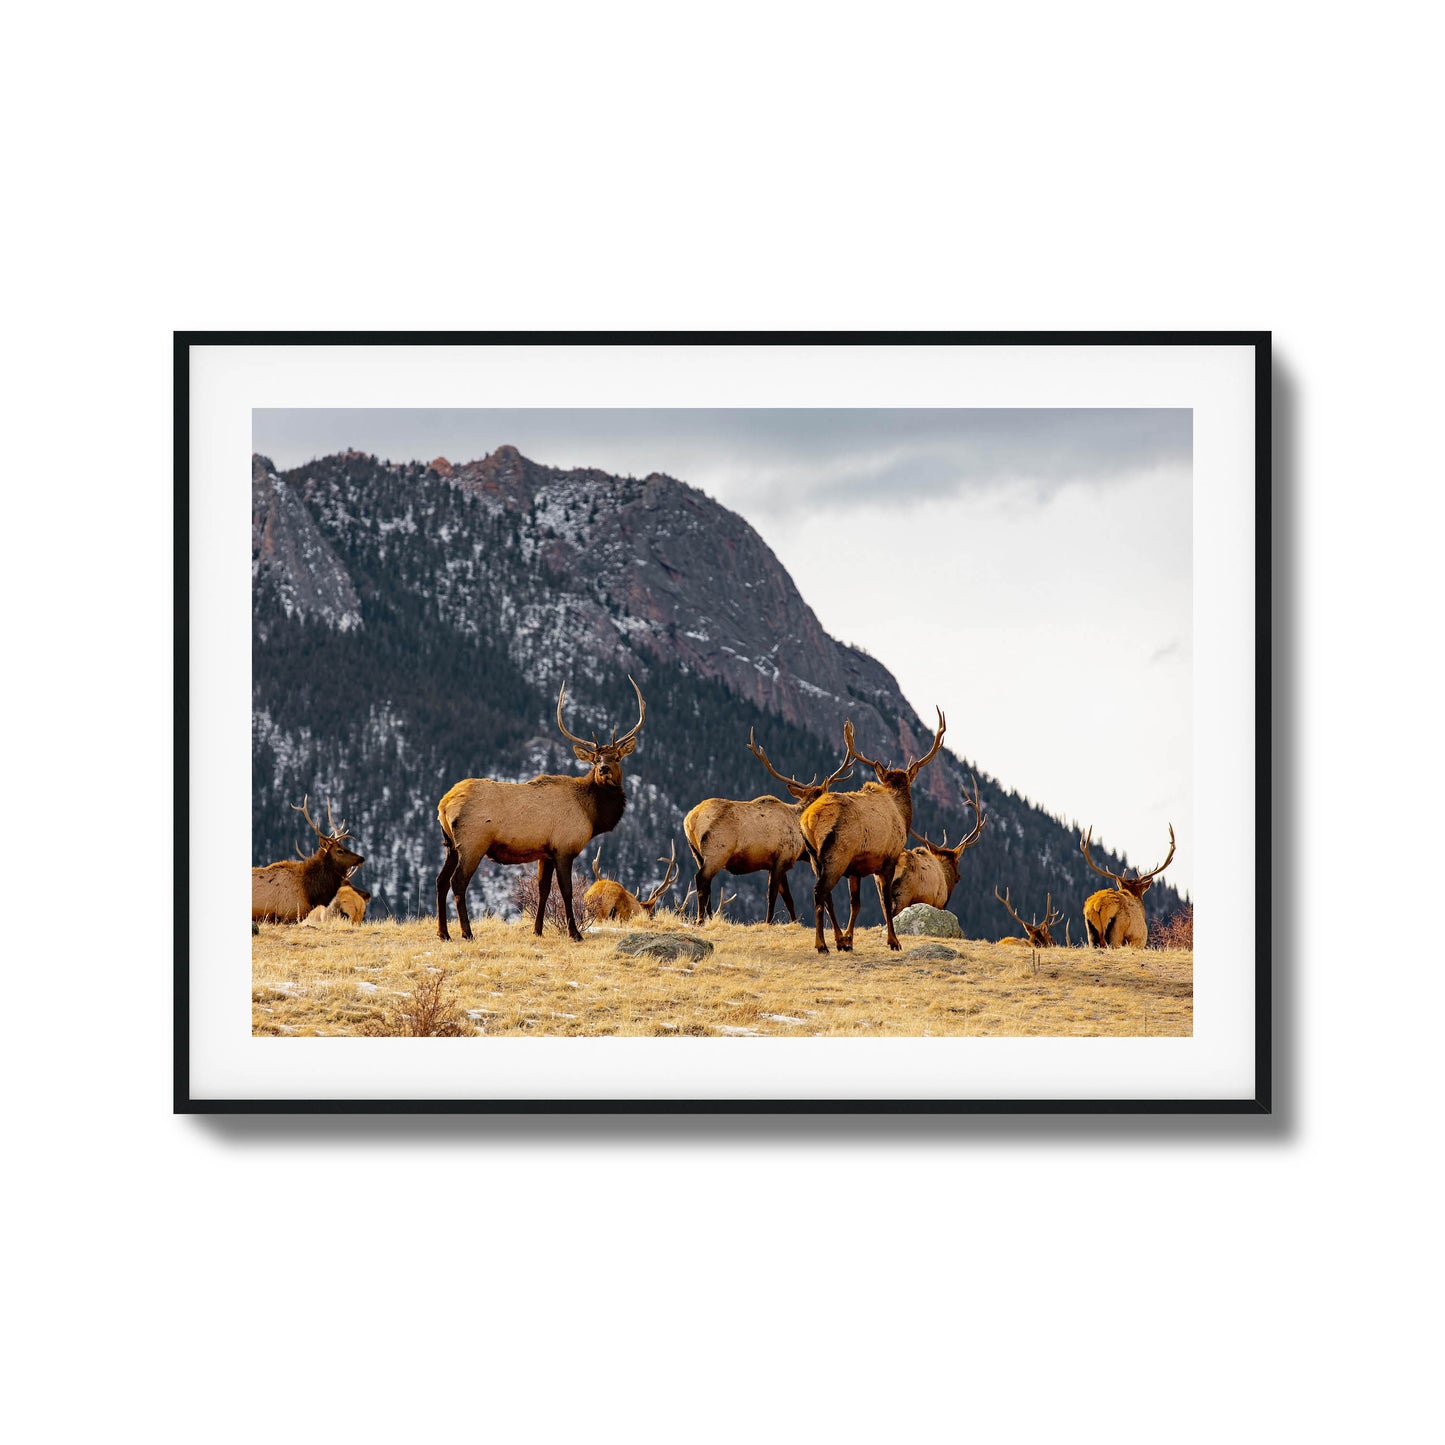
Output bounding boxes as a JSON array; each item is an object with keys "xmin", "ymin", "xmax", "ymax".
[{"xmin": 199, "ymin": 351, "xmax": 1296, "ymax": 1148}]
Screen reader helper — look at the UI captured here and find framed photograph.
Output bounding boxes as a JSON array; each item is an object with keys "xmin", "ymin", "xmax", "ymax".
[{"xmin": 179, "ymin": 331, "xmax": 1269, "ymax": 1113}]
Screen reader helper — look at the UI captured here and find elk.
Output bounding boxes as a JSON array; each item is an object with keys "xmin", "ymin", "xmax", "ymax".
[
  {"xmin": 435, "ymin": 678, "xmax": 646, "ymax": 942},
  {"xmin": 994, "ymin": 887, "xmax": 1064, "ymax": 947},
  {"xmin": 1080, "ymin": 823, "xmax": 1176, "ymax": 947},
  {"xmin": 798, "ymin": 709, "xmax": 947, "ymax": 953},
  {"xmin": 883, "ymin": 773, "xmax": 986, "ymax": 917},
  {"xmin": 683, "ymin": 731, "xmax": 853, "ymax": 925},
  {"xmin": 251, "ymin": 798, "xmax": 365, "ymax": 923},
  {"xmin": 585, "ymin": 842, "xmax": 679, "ymax": 923}
]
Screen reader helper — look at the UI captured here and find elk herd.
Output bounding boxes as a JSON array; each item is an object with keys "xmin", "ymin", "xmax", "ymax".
[{"xmin": 252, "ymin": 677, "xmax": 1180, "ymax": 953}]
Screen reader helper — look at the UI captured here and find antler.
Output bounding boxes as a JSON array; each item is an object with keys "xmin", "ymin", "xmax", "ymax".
[
  {"xmin": 555, "ymin": 681, "xmax": 600, "ymax": 751},
  {"xmin": 1134, "ymin": 824, "xmax": 1177, "ymax": 883},
  {"xmin": 842, "ymin": 720, "xmax": 884, "ymax": 774},
  {"xmin": 994, "ymin": 885, "xmax": 1029, "ymax": 931},
  {"xmin": 643, "ymin": 842, "xmax": 678, "ymax": 909},
  {"xmin": 906, "ymin": 708, "xmax": 947, "ymax": 779},
  {"xmin": 591, "ymin": 842, "xmax": 604, "ymax": 883},
  {"xmin": 324, "ymin": 799, "xmax": 350, "ymax": 841},
  {"xmin": 1041, "ymin": 894, "xmax": 1063, "ymax": 929},
  {"xmin": 1079, "ymin": 826, "xmax": 1125, "ymax": 885},
  {"xmin": 950, "ymin": 773, "xmax": 986, "ymax": 855},
  {"xmin": 292, "ymin": 795, "xmax": 324, "ymax": 839},
  {"xmin": 612, "ymin": 676, "xmax": 647, "ymax": 747},
  {"xmin": 748, "ymin": 728, "xmax": 817, "ymax": 792}
]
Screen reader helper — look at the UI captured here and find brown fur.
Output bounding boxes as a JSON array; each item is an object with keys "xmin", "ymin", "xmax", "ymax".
[
  {"xmin": 883, "ymin": 774, "xmax": 986, "ymax": 917},
  {"xmin": 799, "ymin": 710, "xmax": 947, "ymax": 954},
  {"xmin": 584, "ymin": 842, "xmax": 678, "ymax": 923},
  {"xmin": 1079, "ymin": 823, "xmax": 1176, "ymax": 948},
  {"xmin": 436, "ymin": 680, "xmax": 646, "ymax": 943},
  {"xmin": 252, "ymin": 798, "xmax": 364, "ymax": 923},
  {"xmin": 683, "ymin": 732, "xmax": 853, "ymax": 924}
]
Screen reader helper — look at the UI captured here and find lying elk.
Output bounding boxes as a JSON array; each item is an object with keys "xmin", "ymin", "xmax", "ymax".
[
  {"xmin": 303, "ymin": 882, "xmax": 372, "ymax": 927},
  {"xmin": 585, "ymin": 842, "xmax": 679, "ymax": 923},
  {"xmin": 436, "ymin": 678, "xmax": 646, "ymax": 942},
  {"xmin": 683, "ymin": 731, "xmax": 853, "ymax": 924},
  {"xmin": 994, "ymin": 887, "xmax": 1064, "ymax": 947},
  {"xmin": 799, "ymin": 709, "xmax": 947, "ymax": 953},
  {"xmin": 883, "ymin": 773, "xmax": 986, "ymax": 917},
  {"xmin": 252, "ymin": 797, "xmax": 365, "ymax": 923},
  {"xmin": 1080, "ymin": 823, "xmax": 1176, "ymax": 948}
]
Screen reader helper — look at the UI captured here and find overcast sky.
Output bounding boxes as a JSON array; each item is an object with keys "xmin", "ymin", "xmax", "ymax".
[{"xmin": 255, "ymin": 408, "xmax": 1193, "ymax": 895}]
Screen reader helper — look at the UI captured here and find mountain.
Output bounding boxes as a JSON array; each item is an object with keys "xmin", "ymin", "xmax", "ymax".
[{"xmin": 251, "ymin": 445, "xmax": 1185, "ymax": 937}]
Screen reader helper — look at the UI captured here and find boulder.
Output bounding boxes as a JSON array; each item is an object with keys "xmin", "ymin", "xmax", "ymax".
[
  {"xmin": 894, "ymin": 904, "xmax": 962, "ymax": 938},
  {"xmin": 906, "ymin": 942, "xmax": 961, "ymax": 961},
  {"xmin": 615, "ymin": 932, "xmax": 714, "ymax": 963}
]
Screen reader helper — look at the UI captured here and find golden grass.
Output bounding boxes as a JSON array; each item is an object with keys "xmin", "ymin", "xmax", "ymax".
[{"xmin": 252, "ymin": 908, "xmax": 1192, "ymax": 1038}]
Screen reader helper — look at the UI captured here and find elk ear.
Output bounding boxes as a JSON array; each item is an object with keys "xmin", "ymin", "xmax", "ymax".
[
  {"xmin": 785, "ymin": 782, "xmax": 817, "ymax": 802},
  {"xmin": 613, "ymin": 736, "xmax": 638, "ymax": 758},
  {"xmin": 573, "ymin": 744, "xmax": 598, "ymax": 763}
]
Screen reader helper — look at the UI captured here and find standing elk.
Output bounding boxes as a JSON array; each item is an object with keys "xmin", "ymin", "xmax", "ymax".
[
  {"xmin": 252, "ymin": 797, "xmax": 365, "ymax": 923},
  {"xmin": 585, "ymin": 841, "xmax": 679, "ymax": 923},
  {"xmin": 683, "ymin": 731, "xmax": 853, "ymax": 925},
  {"xmin": 883, "ymin": 773, "xmax": 986, "ymax": 917},
  {"xmin": 435, "ymin": 678, "xmax": 646, "ymax": 942},
  {"xmin": 1079, "ymin": 823, "xmax": 1176, "ymax": 947},
  {"xmin": 799, "ymin": 709, "xmax": 947, "ymax": 953},
  {"xmin": 994, "ymin": 887, "xmax": 1064, "ymax": 947}
]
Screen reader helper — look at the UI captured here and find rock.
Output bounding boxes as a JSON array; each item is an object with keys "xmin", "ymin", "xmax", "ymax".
[
  {"xmin": 615, "ymin": 932, "xmax": 714, "ymax": 963},
  {"xmin": 906, "ymin": 942, "xmax": 960, "ymax": 961},
  {"xmin": 894, "ymin": 905, "xmax": 962, "ymax": 938}
]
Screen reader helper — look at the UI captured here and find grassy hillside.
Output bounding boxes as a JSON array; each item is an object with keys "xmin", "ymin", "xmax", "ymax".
[{"xmin": 253, "ymin": 915, "xmax": 1193, "ymax": 1039}]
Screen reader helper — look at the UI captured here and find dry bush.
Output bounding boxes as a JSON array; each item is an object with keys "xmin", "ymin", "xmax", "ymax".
[
  {"xmin": 510, "ymin": 869, "xmax": 593, "ymax": 934},
  {"xmin": 361, "ymin": 969, "xmax": 474, "ymax": 1037},
  {"xmin": 1152, "ymin": 903, "xmax": 1194, "ymax": 950}
]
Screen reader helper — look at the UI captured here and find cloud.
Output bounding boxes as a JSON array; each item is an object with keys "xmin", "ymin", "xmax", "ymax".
[{"xmin": 253, "ymin": 407, "xmax": 1192, "ymax": 516}]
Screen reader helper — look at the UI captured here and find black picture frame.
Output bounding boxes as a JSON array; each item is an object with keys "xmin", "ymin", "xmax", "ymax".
[{"xmin": 177, "ymin": 330, "xmax": 1270, "ymax": 1115}]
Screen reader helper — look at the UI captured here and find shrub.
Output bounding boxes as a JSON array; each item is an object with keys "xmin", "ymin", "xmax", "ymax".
[
  {"xmin": 1152, "ymin": 903, "xmax": 1194, "ymax": 950},
  {"xmin": 361, "ymin": 969, "xmax": 474, "ymax": 1037},
  {"xmin": 510, "ymin": 870, "xmax": 593, "ymax": 933}
]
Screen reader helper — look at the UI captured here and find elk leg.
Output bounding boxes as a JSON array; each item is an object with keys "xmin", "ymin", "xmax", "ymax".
[
  {"xmin": 840, "ymin": 877, "xmax": 864, "ymax": 950},
  {"xmin": 436, "ymin": 842, "xmax": 460, "ymax": 941},
  {"xmin": 812, "ymin": 876, "xmax": 832, "ymax": 954},
  {"xmin": 1086, "ymin": 919, "xmax": 1101, "ymax": 948},
  {"xmin": 556, "ymin": 854, "xmax": 584, "ymax": 943},
  {"xmin": 777, "ymin": 871, "xmax": 798, "ymax": 923},
  {"xmin": 533, "ymin": 859, "xmax": 556, "ymax": 935},
  {"xmin": 764, "ymin": 872, "xmax": 779, "ymax": 924},
  {"xmin": 452, "ymin": 860, "xmax": 479, "ymax": 941},
  {"xmin": 823, "ymin": 888, "xmax": 846, "ymax": 951},
  {"xmin": 694, "ymin": 869, "xmax": 713, "ymax": 924},
  {"xmin": 878, "ymin": 862, "xmax": 901, "ymax": 950}
]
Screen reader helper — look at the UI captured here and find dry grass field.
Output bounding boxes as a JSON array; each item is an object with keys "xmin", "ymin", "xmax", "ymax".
[{"xmin": 252, "ymin": 910, "xmax": 1192, "ymax": 1037}]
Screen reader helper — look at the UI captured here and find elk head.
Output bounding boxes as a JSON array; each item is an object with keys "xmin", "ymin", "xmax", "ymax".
[
  {"xmin": 844, "ymin": 708, "xmax": 947, "ymax": 797},
  {"xmin": 555, "ymin": 676, "xmax": 646, "ymax": 788},
  {"xmin": 907, "ymin": 773, "xmax": 986, "ymax": 883},
  {"xmin": 994, "ymin": 886, "xmax": 1064, "ymax": 947},
  {"xmin": 1080, "ymin": 823, "xmax": 1176, "ymax": 900},
  {"xmin": 746, "ymin": 729, "xmax": 853, "ymax": 804},
  {"xmin": 292, "ymin": 795, "xmax": 364, "ymax": 871}
]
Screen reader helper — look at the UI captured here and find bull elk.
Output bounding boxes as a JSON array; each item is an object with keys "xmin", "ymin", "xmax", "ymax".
[
  {"xmin": 682, "ymin": 731, "xmax": 853, "ymax": 925},
  {"xmin": 435, "ymin": 678, "xmax": 646, "ymax": 942},
  {"xmin": 585, "ymin": 842, "xmax": 679, "ymax": 923},
  {"xmin": 994, "ymin": 886, "xmax": 1064, "ymax": 947},
  {"xmin": 1080, "ymin": 823, "xmax": 1176, "ymax": 948},
  {"xmin": 883, "ymin": 773, "xmax": 986, "ymax": 917},
  {"xmin": 799, "ymin": 709, "xmax": 947, "ymax": 953},
  {"xmin": 252, "ymin": 798, "xmax": 365, "ymax": 923}
]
